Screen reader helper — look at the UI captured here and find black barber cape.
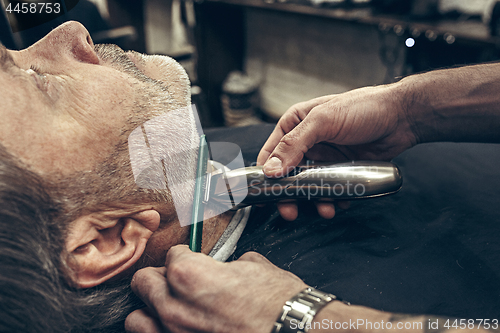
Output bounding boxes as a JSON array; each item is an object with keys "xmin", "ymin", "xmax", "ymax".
[{"xmin": 205, "ymin": 124, "xmax": 500, "ymax": 319}]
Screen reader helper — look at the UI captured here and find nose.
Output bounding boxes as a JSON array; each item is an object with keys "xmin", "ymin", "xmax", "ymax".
[{"xmin": 25, "ymin": 21, "xmax": 99, "ymax": 65}]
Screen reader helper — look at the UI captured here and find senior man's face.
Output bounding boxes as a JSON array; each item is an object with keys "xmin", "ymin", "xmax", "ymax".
[
  {"xmin": 0, "ymin": 21, "xmax": 216, "ymax": 288},
  {"xmin": 0, "ymin": 21, "xmax": 190, "ymax": 178}
]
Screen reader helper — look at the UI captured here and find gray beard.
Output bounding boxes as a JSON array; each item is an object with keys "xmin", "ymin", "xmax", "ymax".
[{"xmin": 47, "ymin": 44, "xmax": 196, "ymax": 225}]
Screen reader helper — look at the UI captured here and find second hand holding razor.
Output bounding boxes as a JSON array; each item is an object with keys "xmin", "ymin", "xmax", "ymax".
[{"xmin": 190, "ymin": 140, "xmax": 403, "ymax": 251}]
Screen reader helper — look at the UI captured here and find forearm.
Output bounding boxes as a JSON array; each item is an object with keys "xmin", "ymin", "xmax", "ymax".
[
  {"xmin": 396, "ymin": 63, "xmax": 500, "ymax": 144},
  {"xmin": 311, "ymin": 302, "xmax": 499, "ymax": 333}
]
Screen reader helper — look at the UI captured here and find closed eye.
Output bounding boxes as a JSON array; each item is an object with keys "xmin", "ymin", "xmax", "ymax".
[{"xmin": 30, "ymin": 65, "xmax": 43, "ymax": 74}]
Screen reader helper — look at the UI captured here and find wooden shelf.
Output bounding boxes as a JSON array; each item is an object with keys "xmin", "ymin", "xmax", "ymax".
[
  {"xmin": 204, "ymin": 0, "xmax": 500, "ymax": 47},
  {"xmin": 195, "ymin": 0, "xmax": 500, "ymax": 125}
]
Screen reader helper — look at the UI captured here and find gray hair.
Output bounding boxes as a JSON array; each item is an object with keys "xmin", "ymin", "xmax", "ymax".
[{"xmin": 0, "ymin": 147, "xmax": 141, "ymax": 332}]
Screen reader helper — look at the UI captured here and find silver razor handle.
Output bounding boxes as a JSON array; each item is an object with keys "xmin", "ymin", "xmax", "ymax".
[{"xmin": 209, "ymin": 161, "xmax": 402, "ymax": 210}]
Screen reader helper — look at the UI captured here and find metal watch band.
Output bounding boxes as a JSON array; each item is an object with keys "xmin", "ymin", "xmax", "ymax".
[{"xmin": 271, "ymin": 287, "xmax": 346, "ymax": 333}]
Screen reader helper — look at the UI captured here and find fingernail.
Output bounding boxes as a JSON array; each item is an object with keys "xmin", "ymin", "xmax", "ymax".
[{"xmin": 263, "ymin": 157, "xmax": 282, "ymax": 174}]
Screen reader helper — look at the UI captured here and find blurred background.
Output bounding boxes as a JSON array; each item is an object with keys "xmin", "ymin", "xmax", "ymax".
[{"xmin": 2, "ymin": 0, "xmax": 500, "ymax": 127}]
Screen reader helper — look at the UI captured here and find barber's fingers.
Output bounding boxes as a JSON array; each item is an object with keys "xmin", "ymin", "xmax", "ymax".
[
  {"xmin": 263, "ymin": 115, "xmax": 325, "ymax": 177},
  {"xmin": 315, "ymin": 201, "xmax": 350, "ymax": 219},
  {"xmin": 257, "ymin": 95, "xmax": 336, "ymax": 173},
  {"xmin": 130, "ymin": 266, "xmax": 173, "ymax": 320},
  {"xmin": 163, "ymin": 244, "xmax": 196, "ymax": 268},
  {"xmin": 163, "ymin": 245, "xmax": 223, "ymax": 301},
  {"xmin": 277, "ymin": 200, "xmax": 349, "ymax": 221},
  {"xmin": 164, "ymin": 245, "xmax": 215, "ymax": 290},
  {"xmin": 277, "ymin": 201, "xmax": 334, "ymax": 221},
  {"xmin": 315, "ymin": 201, "xmax": 336, "ymax": 220},
  {"xmin": 131, "ymin": 265, "xmax": 196, "ymax": 331},
  {"xmin": 277, "ymin": 201, "xmax": 299, "ymax": 221},
  {"xmin": 125, "ymin": 308, "xmax": 163, "ymax": 333},
  {"xmin": 131, "ymin": 267, "xmax": 168, "ymax": 299}
]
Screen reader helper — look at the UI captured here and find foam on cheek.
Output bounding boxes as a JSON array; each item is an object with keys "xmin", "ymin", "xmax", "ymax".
[{"xmin": 128, "ymin": 105, "xmax": 202, "ymax": 227}]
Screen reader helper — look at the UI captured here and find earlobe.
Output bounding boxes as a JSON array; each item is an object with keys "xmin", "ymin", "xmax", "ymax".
[{"xmin": 66, "ymin": 210, "xmax": 160, "ymax": 288}]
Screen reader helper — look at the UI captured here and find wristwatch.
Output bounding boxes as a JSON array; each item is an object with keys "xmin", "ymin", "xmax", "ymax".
[{"xmin": 271, "ymin": 287, "xmax": 347, "ymax": 333}]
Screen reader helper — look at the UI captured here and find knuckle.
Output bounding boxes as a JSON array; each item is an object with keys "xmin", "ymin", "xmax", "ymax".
[
  {"xmin": 132, "ymin": 267, "xmax": 156, "ymax": 288},
  {"xmin": 309, "ymin": 104, "xmax": 329, "ymax": 123},
  {"xmin": 278, "ymin": 105, "xmax": 305, "ymax": 132},
  {"xmin": 164, "ymin": 244, "xmax": 189, "ymax": 266},
  {"xmin": 239, "ymin": 251, "xmax": 264, "ymax": 262},
  {"xmin": 152, "ymin": 295, "xmax": 173, "ymax": 320},
  {"xmin": 166, "ymin": 244, "xmax": 185, "ymax": 258},
  {"xmin": 279, "ymin": 132, "xmax": 299, "ymax": 148},
  {"xmin": 239, "ymin": 251, "xmax": 274, "ymax": 266},
  {"xmin": 166, "ymin": 260, "xmax": 201, "ymax": 294},
  {"xmin": 167, "ymin": 261, "xmax": 189, "ymax": 284},
  {"xmin": 284, "ymin": 102, "xmax": 302, "ymax": 115}
]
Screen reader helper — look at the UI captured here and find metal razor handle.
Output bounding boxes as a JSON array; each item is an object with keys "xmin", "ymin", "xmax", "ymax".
[{"xmin": 210, "ymin": 161, "xmax": 403, "ymax": 210}]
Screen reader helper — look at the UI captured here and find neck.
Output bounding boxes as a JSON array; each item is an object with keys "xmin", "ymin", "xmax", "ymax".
[
  {"xmin": 138, "ymin": 203, "xmax": 235, "ymax": 268},
  {"xmin": 201, "ymin": 210, "xmax": 235, "ymax": 255}
]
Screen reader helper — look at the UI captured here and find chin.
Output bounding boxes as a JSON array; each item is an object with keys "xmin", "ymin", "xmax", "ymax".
[{"xmin": 126, "ymin": 51, "xmax": 191, "ymax": 108}]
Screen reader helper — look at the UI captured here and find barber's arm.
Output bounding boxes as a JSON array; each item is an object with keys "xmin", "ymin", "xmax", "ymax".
[
  {"xmin": 125, "ymin": 246, "xmax": 497, "ymax": 333},
  {"xmin": 257, "ymin": 63, "xmax": 500, "ymax": 221},
  {"xmin": 124, "ymin": 245, "xmax": 378, "ymax": 333},
  {"xmin": 125, "ymin": 245, "xmax": 308, "ymax": 333}
]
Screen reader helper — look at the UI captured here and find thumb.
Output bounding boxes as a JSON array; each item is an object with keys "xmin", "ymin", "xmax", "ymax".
[{"xmin": 263, "ymin": 116, "xmax": 321, "ymax": 177}]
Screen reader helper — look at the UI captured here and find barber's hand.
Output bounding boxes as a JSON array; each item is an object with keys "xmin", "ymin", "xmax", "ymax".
[
  {"xmin": 125, "ymin": 245, "xmax": 308, "ymax": 333},
  {"xmin": 257, "ymin": 85, "xmax": 417, "ymax": 221}
]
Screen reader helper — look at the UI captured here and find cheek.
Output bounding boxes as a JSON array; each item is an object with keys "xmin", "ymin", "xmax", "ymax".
[
  {"xmin": 63, "ymin": 77, "xmax": 135, "ymax": 131},
  {"xmin": 35, "ymin": 80, "xmax": 139, "ymax": 174},
  {"xmin": 22, "ymin": 116, "xmax": 120, "ymax": 175},
  {"xmin": 0, "ymin": 99, "xmax": 78, "ymax": 174}
]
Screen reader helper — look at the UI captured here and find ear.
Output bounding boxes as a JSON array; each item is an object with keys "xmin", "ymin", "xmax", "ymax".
[{"xmin": 66, "ymin": 209, "xmax": 160, "ymax": 288}]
